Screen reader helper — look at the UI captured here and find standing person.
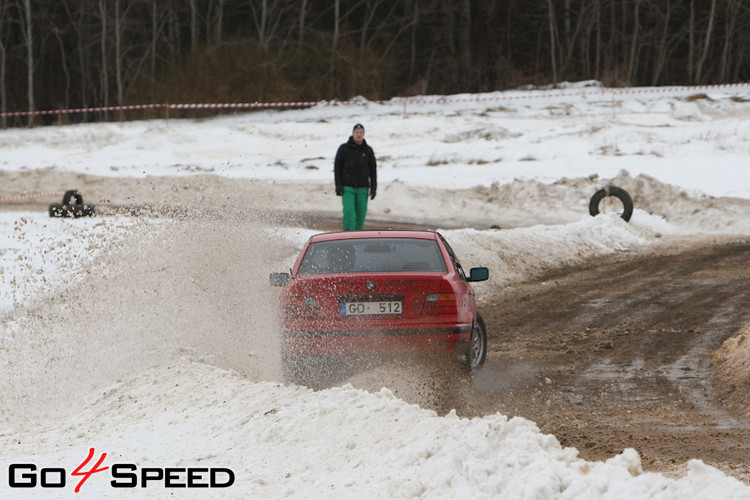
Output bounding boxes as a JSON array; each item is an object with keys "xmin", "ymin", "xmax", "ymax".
[{"xmin": 334, "ymin": 123, "xmax": 377, "ymax": 231}]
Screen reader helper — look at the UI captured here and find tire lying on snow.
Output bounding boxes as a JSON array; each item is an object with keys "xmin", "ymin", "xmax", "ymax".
[
  {"xmin": 49, "ymin": 190, "xmax": 96, "ymax": 218},
  {"xmin": 589, "ymin": 185, "xmax": 633, "ymax": 222}
]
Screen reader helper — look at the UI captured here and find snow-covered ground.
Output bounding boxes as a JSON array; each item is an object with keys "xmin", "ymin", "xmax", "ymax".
[{"xmin": 1, "ymin": 82, "xmax": 750, "ymax": 498}]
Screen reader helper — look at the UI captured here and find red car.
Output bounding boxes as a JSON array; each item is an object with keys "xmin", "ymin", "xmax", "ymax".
[{"xmin": 270, "ymin": 230, "xmax": 489, "ymax": 385}]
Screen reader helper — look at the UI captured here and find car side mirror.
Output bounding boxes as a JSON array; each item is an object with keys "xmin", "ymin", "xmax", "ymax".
[
  {"xmin": 467, "ymin": 267, "xmax": 489, "ymax": 282},
  {"xmin": 270, "ymin": 272, "xmax": 290, "ymax": 286}
]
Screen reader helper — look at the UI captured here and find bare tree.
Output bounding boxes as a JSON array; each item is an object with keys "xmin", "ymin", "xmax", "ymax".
[
  {"xmin": 151, "ymin": 0, "xmax": 159, "ymax": 79},
  {"xmin": 298, "ymin": 0, "xmax": 308, "ymax": 45},
  {"xmin": 144, "ymin": 0, "xmax": 172, "ymax": 83},
  {"xmin": 559, "ymin": 0, "xmax": 592, "ymax": 79},
  {"xmin": 696, "ymin": 0, "xmax": 717, "ymax": 83},
  {"xmin": 99, "ymin": 0, "xmax": 109, "ymax": 114},
  {"xmin": 719, "ymin": 0, "xmax": 739, "ymax": 82},
  {"xmin": 547, "ymin": 0, "xmax": 558, "ymax": 82},
  {"xmin": 688, "ymin": 0, "xmax": 695, "ymax": 82},
  {"xmin": 189, "ymin": 0, "xmax": 198, "ymax": 52},
  {"xmin": 359, "ymin": 0, "xmax": 380, "ymax": 54},
  {"xmin": 249, "ymin": 0, "xmax": 295, "ymax": 53},
  {"xmin": 457, "ymin": 0, "xmax": 471, "ymax": 85},
  {"xmin": 50, "ymin": 23, "xmax": 71, "ymax": 110},
  {"xmin": 213, "ymin": 0, "xmax": 225, "ymax": 43},
  {"xmin": 331, "ymin": 0, "xmax": 339, "ymax": 92},
  {"xmin": 0, "ymin": 0, "xmax": 8, "ymax": 126},
  {"xmin": 114, "ymin": 0, "xmax": 142, "ymax": 114},
  {"xmin": 407, "ymin": 0, "xmax": 418, "ymax": 85},
  {"xmin": 593, "ymin": 0, "xmax": 601, "ymax": 78},
  {"xmin": 627, "ymin": 0, "xmax": 642, "ymax": 85},
  {"xmin": 59, "ymin": 1, "xmax": 89, "ymax": 118},
  {"xmin": 115, "ymin": 0, "xmax": 123, "ymax": 112},
  {"xmin": 21, "ymin": 0, "xmax": 33, "ymax": 125}
]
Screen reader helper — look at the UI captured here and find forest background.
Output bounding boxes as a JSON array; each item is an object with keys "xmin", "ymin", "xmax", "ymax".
[{"xmin": 2, "ymin": 0, "xmax": 749, "ymax": 126}]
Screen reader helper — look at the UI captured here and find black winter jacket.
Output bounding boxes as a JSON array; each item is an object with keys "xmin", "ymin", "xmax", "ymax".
[{"xmin": 334, "ymin": 137, "xmax": 377, "ymax": 192}]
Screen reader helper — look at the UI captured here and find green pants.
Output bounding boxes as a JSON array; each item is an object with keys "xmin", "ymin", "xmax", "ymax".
[{"xmin": 341, "ymin": 186, "xmax": 369, "ymax": 231}]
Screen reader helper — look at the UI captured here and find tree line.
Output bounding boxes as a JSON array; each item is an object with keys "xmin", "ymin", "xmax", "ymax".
[{"xmin": 2, "ymin": 0, "xmax": 748, "ymax": 126}]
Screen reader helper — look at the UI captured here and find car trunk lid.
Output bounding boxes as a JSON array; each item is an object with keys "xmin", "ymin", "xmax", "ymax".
[{"xmin": 293, "ymin": 273, "xmax": 449, "ymax": 321}]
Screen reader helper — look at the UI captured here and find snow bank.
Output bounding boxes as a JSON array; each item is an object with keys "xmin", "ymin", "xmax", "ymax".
[
  {"xmin": 3, "ymin": 359, "xmax": 747, "ymax": 499},
  {"xmin": 713, "ymin": 324, "xmax": 750, "ymax": 422},
  {"xmin": 0, "ymin": 213, "xmax": 138, "ymax": 314}
]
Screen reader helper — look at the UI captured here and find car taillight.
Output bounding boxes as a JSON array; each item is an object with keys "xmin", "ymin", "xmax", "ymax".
[
  {"xmin": 423, "ymin": 293, "xmax": 458, "ymax": 315},
  {"xmin": 285, "ymin": 296, "xmax": 320, "ymax": 318}
]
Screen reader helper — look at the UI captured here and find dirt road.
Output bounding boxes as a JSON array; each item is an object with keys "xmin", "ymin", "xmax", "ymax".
[{"xmin": 465, "ymin": 237, "xmax": 750, "ymax": 483}]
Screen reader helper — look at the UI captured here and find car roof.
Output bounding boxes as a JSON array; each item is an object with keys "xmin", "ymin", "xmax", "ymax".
[{"xmin": 309, "ymin": 230, "xmax": 440, "ymax": 243}]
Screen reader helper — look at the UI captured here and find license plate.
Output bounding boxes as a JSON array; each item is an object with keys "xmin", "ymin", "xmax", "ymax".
[{"xmin": 340, "ymin": 301, "xmax": 402, "ymax": 316}]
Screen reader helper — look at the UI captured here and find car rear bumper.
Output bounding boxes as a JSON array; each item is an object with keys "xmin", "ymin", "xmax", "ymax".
[{"xmin": 282, "ymin": 325, "xmax": 471, "ymax": 356}]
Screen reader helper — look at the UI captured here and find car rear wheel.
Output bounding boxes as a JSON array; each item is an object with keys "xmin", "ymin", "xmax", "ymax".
[{"xmin": 466, "ymin": 313, "xmax": 487, "ymax": 371}]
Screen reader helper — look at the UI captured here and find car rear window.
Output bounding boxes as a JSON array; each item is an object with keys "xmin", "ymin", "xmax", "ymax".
[{"xmin": 297, "ymin": 238, "xmax": 448, "ymax": 275}]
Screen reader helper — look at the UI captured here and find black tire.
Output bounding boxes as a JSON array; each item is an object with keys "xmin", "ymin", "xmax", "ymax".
[
  {"xmin": 62, "ymin": 190, "xmax": 83, "ymax": 205},
  {"xmin": 49, "ymin": 203, "xmax": 96, "ymax": 218},
  {"xmin": 465, "ymin": 313, "xmax": 487, "ymax": 372},
  {"xmin": 589, "ymin": 186, "xmax": 633, "ymax": 222}
]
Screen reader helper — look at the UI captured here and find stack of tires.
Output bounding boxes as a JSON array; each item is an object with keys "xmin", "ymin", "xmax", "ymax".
[{"xmin": 49, "ymin": 190, "xmax": 96, "ymax": 218}]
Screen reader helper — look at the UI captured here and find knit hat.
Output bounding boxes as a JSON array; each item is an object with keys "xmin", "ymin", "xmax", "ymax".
[{"xmin": 352, "ymin": 123, "xmax": 365, "ymax": 132}]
